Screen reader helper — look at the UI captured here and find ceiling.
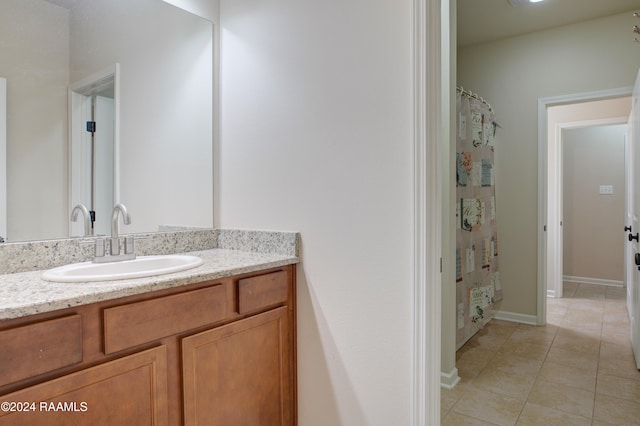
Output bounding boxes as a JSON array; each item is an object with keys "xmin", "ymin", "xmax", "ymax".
[
  {"xmin": 43, "ymin": 0, "xmax": 639, "ymax": 48},
  {"xmin": 457, "ymin": 0, "xmax": 640, "ymax": 47}
]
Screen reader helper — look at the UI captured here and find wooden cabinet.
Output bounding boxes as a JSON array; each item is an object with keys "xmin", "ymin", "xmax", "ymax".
[
  {"xmin": 0, "ymin": 265, "xmax": 296, "ymax": 425},
  {"xmin": 0, "ymin": 315, "xmax": 83, "ymax": 385},
  {"xmin": 103, "ymin": 285, "xmax": 229, "ymax": 354},
  {"xmin": 236, "ymin": 269, "xmax": 289, "ymax": 315},
  {"xmin": 182, "ymin": 307, "xmax": 293, "ymax": 425},
  {"xmin": 0, "ymin": 346, "xmax": 168, "ymax": 425}
]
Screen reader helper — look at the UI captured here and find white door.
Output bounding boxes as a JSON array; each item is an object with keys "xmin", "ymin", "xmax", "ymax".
[
  {"xmin": 69, "ymin": 65, "xmax": 118, "ymax": 238},
  {"xmin": 93, "ymin": 96, "xmax": 115, "ymax": 236},
  {"xmin": 69, "ymin": 94, "xmax": 115, "ymax": 237},
  {"xmin": 626, "ymin": 114, "xmax": 634, "ymax": 318},
  {"xmin": 630, "ymin": 69, "xmax": 640, "ymax": 369}
]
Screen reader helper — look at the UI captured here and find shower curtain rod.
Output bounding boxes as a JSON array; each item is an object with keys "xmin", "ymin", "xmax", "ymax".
[{"xmin": 456, "ymin": 86, "xmax": 493, "ymax": 113}]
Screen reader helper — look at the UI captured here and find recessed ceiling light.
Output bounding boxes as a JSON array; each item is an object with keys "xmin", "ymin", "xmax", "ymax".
[{"xmin": 508, "ymin": 0, "xmax": 545, "ymax": 6}]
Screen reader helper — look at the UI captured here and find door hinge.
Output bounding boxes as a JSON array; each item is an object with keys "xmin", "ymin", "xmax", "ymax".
[
  {"xmin": 86, "ymin": 121, "xmax": 96, "ymax": 133},
  {"xmin": 440, "ymin": 257, "xmax": 443, "ymax": 273},
  {"xmin": 544, "ymin": 225, "xmax": 547, "ymax": 232}
]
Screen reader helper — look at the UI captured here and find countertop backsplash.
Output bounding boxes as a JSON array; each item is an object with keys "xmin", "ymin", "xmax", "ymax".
[{"xmin": 0, "ymin": 228, "xmax": 300, "ymax": 275}]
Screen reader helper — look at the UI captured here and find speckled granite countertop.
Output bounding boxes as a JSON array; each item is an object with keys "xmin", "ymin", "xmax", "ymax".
[
  {"xmin": 0, "ymin": 248, "xmax": 298, "ymax": 320},
  {"xmin": 0, "ymin": 228, "xmax": 300, "ymax": 321}
]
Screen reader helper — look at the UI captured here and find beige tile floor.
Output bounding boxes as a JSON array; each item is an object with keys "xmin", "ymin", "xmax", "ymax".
[{"xmin": 441, "ymin": 282, "xmax": 640, "ymax": 425}]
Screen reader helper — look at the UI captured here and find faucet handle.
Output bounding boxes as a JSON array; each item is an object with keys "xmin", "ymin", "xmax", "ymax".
[
  {"xmin": 124, "ymin": 235, "xmax": 148, "ymax": 255},
  {"xmin": 79, "ymin": 237, "xmax": 106, "ymax": 258},
  {"xmin": 95, "ymin": 238, "xmax": 106, "ymax": 257},
  {"xmin": 124, "ymin": 236, "xmax": 134, "ymax": 255}
]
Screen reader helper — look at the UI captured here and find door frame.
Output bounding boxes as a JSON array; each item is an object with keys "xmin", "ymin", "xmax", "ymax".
[
  {"xmin": 412, "ymin": 0, "xmax": 442, "ymax": 424},
  {"xmin": 538, "ymin": 86, "xmax": 632, "ymax": 324}
]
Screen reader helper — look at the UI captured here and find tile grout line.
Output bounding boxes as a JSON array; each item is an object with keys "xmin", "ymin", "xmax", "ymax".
[
  {"xmin": 593, "ymin": 315, "xmax": 602, "ymax": 426},
  {"xmin": 514, "ymin": 314, "xmax": 560, "ymax": 425},
  {"xmin": 444, "ymin": 282, "xmax": 632, "ymax": 425}
]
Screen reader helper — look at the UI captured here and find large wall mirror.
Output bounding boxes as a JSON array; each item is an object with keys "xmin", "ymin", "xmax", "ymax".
[{"xmin": 0, "ymin": 0, "xmax": 213, "ymax": 242}]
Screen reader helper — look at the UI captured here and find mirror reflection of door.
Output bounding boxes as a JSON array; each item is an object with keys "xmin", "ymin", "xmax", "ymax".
[
  {"xmin": 80, "ymin": 95, "xmax": 114, "ymax": 237},
  {"xmin": 69, "ymin": 66, "xmax": 117, "ymax": 238}
]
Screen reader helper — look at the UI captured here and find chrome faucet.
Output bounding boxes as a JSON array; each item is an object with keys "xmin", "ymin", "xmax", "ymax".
[
  {"xmin": 71, "ymin": 204, "xmax": 92, "ymax": 237},
  {"xmin": 110, "ymin": 203, "xmax": 131, "ymax": 256},
  {"xmin": 89, "ymin": 203, "xmax": 135, "ymax": 263}
]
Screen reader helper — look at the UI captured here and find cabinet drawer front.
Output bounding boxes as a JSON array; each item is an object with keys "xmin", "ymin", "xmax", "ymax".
[
  {"xmin": 0, "ymin": 346, "xmax": 168, "ymax": 426},
  {"xmin": 0, "ymin": 315, "xmax": 83, "ymax": 386},
  {"xmin": 104, "ymin": 285, "xmax": 228, "ymax": 354},
  {"xmin": 237, "ymin": 270, "xmax": 288, "ymax": 315}
]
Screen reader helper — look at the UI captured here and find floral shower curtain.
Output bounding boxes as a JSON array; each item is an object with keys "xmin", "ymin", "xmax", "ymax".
[{"xmin": 455, "ymin": 88, "xmax": 502, "ymax": 349}]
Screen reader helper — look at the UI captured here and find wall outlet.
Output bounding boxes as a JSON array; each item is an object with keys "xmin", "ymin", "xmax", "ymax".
[{"xmin": 599, "ymin": 185, "xmax": 613, "ymax": 195}]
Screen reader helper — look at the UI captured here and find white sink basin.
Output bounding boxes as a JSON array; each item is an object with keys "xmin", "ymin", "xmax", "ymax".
[{"xmin": 41, "ymin": 255, "xmax": 204, "ymax": 283}]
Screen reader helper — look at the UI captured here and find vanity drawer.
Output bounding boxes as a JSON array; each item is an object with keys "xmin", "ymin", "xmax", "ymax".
[
  {"xmin": 103, "ymin": 285, "xmax": 228, "ymax": 354},
  {"xmin": 237, "ymin": 270, "xmax": 288, "ymax": 315},
  {"xmin": 0, "ymin": 315, "xmax": 83, "ymax": 385}
]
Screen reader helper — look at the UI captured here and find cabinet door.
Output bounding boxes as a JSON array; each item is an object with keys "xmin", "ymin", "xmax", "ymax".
[
  {"xmin": 0, "ymin": 346, "xmax": 168, "ymax": 426},
  {"xmin": 182, "ymin": 307, "xmax": 293, "ymax": 425}
]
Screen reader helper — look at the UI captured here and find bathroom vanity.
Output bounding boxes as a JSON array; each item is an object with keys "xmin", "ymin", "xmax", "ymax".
[{"xmin": 0, "ymin": 236, "xmax": 298, "ymax": 425}]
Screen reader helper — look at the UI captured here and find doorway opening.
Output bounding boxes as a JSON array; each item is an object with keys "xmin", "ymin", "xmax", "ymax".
[
  {"xmin": 562, "ymin": 123, "xmax": 628, "ymax": 289},
  {"xmin": 538, "ymin": 89, "xmax": 632, "ymax": 324}
]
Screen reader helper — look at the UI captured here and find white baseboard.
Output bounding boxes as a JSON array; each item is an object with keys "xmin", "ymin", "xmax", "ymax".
[
  {"xmin": 440, "ymin": 367, "xmax": 460, "ymax": 390},
  {"xmin": 563, "ymin": 275, "xmax": 624, "ymax": 287},
  {"xmin": 492, "ymin": 310, "xmax": 538, "ymax": 325}
]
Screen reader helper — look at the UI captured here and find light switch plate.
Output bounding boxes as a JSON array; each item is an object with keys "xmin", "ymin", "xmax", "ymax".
[{"xmin": 599, "ymin": 185, "xmax": 613, "ymax": 195}]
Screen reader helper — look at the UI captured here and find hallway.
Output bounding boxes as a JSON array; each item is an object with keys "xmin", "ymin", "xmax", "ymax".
[{"xmin": 441, "ymin": 283, "xmax": 640, "ymax": 425}]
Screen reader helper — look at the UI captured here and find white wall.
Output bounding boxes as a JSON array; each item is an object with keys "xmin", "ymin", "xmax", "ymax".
[
  {"xmin": 0, "ymin": 0, "xmax": 69, "ymax": 241},
  {"xmin": 563, "ymin": 124, "xmax": 626, "ymax": 282},
  {"xmin": 70, "ymin": 0, "xmax": 213, "ymax": 233},
  {"xmin": 0, "ymin": 78, "xmax": 6, "ymax": 241},
  {"xmin": 218, "ymin": 0, "xmax": 414, "ymax": 424},
  {"xmin": 458, "ymin": 11, "xmax": 640, "ymax": 316}
]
